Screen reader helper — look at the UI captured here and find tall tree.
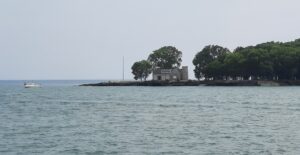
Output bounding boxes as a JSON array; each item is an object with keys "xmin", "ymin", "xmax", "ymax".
[
  {"xmin": 148, "ymin": 46, "xmax": 182, "ymax": 69},
  {"xmin": 193, "ymin": 45, "xmax": 230, "ymax": 80},
  {"xmin": 131, "ymin": 60, "xmax": 152, "ymax": 81},
  {"xmin": 223, "ymin": 52, "xmax": 244, "ymax": 79},
  {"xmin": 204, "ymin": 60, "xmax": 224, "ymax": 80}
]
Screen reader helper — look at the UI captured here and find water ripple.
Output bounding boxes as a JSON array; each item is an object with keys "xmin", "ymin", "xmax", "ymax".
[{"xmin": 1, "ymin": 86, "xmax": 300, "ymax": 154}]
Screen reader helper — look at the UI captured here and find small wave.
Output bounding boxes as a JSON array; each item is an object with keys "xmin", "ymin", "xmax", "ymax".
[
  {"xmin": 158, "ymin": 104, "xmax": 179, "ymax": 108},
  {"xmin": 86, "ymin": 150, "xmax": 105, "ymax": 155}
]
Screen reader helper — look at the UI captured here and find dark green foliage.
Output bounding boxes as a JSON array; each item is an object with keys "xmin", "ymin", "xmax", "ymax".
[
  {"xmin": 204, "ymin": 60, "xmax": 224, "ymax": 80},
  {"xmin": 131, "ymin": 60, "xmax": 152, "ymax": 81},
  {"xmin": 193, "ymin": 45, "xmax": 230, "ymax": 80},
  {"xmin": 148, "ymin": 46, "xmax": 182, "ymax": 69},
  {"xmin": 193, "ymin": 39, "xmax": 300, "ymax": 80}
]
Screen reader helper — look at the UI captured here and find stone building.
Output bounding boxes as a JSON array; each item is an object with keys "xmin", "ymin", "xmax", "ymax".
[{"xmin": 153, "ymin": 66, "xmax": 188, "ymax": 81}]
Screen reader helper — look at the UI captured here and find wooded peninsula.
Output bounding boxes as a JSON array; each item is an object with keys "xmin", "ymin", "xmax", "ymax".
[
  {"xmin": 82, "ymin": 38, "xmax": 300, "ymax": 86},
  {"xmin": 132, "ymin": 38, "xmax": 300, "ymax": 81}
]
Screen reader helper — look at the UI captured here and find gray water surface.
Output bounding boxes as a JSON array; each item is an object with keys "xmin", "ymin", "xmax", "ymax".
[{"xmin": 1, "ymin": 83, "xmax": 300, "ymax": 154}]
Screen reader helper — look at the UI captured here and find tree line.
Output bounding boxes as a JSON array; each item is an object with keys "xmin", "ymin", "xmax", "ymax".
[
  {"xmin": 194, "ymin": 39, "xmax": 300, "ymax": 80},
  {"xmin": 132, "ymin": 38, "xmax": 300, "ymax": 81}
]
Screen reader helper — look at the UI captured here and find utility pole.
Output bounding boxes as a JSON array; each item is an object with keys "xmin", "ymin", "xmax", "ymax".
[{"xmin": 122, "ymin": 56, "xmax": 125, "ymax": 81}]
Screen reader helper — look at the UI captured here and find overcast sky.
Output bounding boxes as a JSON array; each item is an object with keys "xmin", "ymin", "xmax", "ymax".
[{"xmin": 1, "ymin": 0, "xmax": 300, "ymax": 80}]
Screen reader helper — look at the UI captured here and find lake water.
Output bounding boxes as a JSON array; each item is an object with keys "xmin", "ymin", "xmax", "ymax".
[{"xmin": 1, "ymin": 81, "xmax": 300, "ymax": 154}]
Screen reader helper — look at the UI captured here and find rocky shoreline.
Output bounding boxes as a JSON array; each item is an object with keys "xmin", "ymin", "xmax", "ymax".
[{"xmin": 80, "ymin": 80, "xmax": 300, "ymax": 86}]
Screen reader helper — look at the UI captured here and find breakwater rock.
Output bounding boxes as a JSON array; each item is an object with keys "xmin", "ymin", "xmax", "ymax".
[{"xmin": 80, "ymin": 80, "xmax": 300, "ymax": 87}]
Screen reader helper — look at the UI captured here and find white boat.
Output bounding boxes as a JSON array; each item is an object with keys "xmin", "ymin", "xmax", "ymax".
[{"xmin": 24, "ymin": 82, "xmax": 41, "ymax": 88}]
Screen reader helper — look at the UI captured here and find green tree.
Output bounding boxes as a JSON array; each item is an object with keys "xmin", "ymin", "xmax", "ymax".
[
  {"xmin": 204, "ymin": 60, "xmax": 224, "ymax": 80},
  {"xmin": 223, "ymin": 52, "xmax": 244, "ymax": 79},
  {"xmin": 271, "ymin": 48, "xmax": 298, "ymax": 80},
  {"xmin": 193, "ymin": 45, "xmax": 230, "ymax": 80},
  {"xmin": 194, "ymin": 38, "xmax": 300, "ymax": 81},
  {"xmin": 131, "ymin": 60, "xmax": 152, "ymax": 81},
  {"xmin": 148, "ymin": 46, "xmax": 182, "ymax": 69}
]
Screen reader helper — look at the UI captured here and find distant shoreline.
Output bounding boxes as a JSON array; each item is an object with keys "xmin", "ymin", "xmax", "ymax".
[{"xmin": 80, "ymin": 80, "xmax": 300, "ymax": 86}]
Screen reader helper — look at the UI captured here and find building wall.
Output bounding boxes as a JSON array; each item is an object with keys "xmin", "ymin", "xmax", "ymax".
[
  {"xmin": 181, "ymin": 66, "xmax": 189, "ymax": 81},
  {"xmin": 153, "ymin": 72, "xmax": 180, "ymax": 81},
  {"xmin": 153, "ymin": 66, "xmax": 188, "ymax": 81}
]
